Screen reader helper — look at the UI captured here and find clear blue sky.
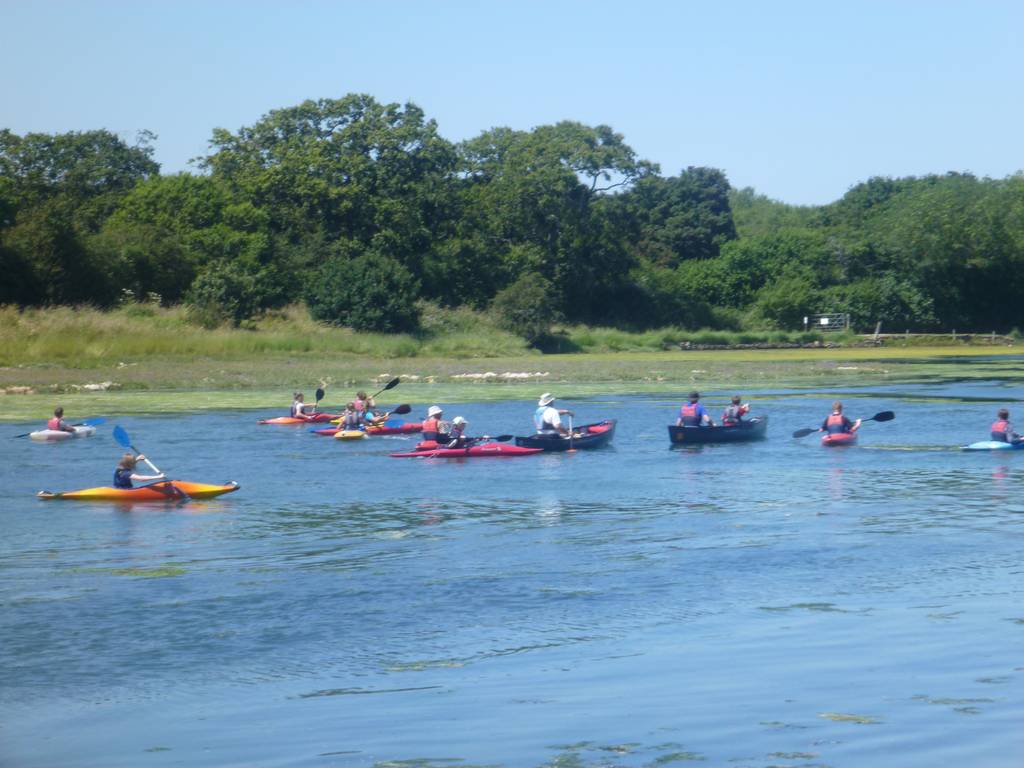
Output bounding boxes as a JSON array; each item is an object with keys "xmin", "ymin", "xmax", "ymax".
[{"xmin": 3, "ymin": 0, "xmax": 1021, "ymax": 205}]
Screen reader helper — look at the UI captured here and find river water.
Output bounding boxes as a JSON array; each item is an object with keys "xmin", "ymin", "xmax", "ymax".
[{"xmin": 2, "ymin": 384, "xmax": 1023, "ymax": 767}]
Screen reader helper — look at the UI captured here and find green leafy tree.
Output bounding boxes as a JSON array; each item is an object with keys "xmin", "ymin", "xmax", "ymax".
[
  {"xmin": 306, "ymin": 249, "xmax": 421, "ymax": 332},
  {"xmin": 491, "ymin": 272, "xmax": 561, "ymax": 344},
  {"xmin": 626, "ymin": 166, "xmax": 737, "ymax": 267}
]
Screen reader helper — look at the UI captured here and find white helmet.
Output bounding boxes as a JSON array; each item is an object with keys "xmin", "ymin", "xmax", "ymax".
[
  {"xmin": 427, "ymin": 405, "xmax": 443, "ymax": 417},
  {"xmin": 538, "ymin": 393, "xmax": 556, "ymax": 406},
  {"xmin": 452, "ymin": 416, "xmax": 467, "ymax": 426}
]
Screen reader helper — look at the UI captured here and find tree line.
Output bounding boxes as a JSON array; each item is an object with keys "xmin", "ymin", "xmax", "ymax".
[{"xmin": 2, "ymin": 93, "xmax": 1023, "ymax": 338}]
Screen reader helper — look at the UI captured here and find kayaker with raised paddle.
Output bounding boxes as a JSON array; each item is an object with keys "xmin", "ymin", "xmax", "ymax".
[
  {"xmin": 290, "ymin": 392, "xmax": 310, "ymax": 418},
  {"xmin": 46, "ymin": 406, "xmax": 75, "ymax": 434},
  {"xmin": 820, "ymin": 401, "xmax": 860, "ymax": 436},
  {"xmin": 677, "ymin": 392, "xmax": 714, "ymax": 427},
  {"xmin": 535, "ymin": 393, "xmax": 573, "ymax": 436},
  {"xmin": 990, "ymin": 408, "xmax": 1023, "ymax": 443},
  {"xmin": 720, "ymin": 395, "xmax": 750, "ymax": 427},
  {"xmin": 113, "ymin": 453, "xmax": 165, "ymax": 489}
]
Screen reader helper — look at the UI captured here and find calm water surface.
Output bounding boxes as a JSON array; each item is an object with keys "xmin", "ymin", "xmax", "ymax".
[{"xmin": 2, "ymin": 385, "xmax": 1023, "ymax": 767}]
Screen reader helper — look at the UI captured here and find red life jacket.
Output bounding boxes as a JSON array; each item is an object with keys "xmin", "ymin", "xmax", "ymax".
[
  {"xmin": 826, "ymin": 413, "xmax": 849, "ymax": 434},
  {"xmin": 722, "ymin": 405, "xmax": 744, "ymax": 426},
  {"xmin": 679, "ymin": 403, "xmax": 700, "ymax": 426},
  {"xmin": 991, "ymin": 419, "xmax": 1010, "ymax": 441},
  {"xmin": 47, "ymin": 417, "xmax": 62, "ymax": 430},
  {"xmin": 422, "ymin": 417, "xmax": 439, "ymax": 433}
]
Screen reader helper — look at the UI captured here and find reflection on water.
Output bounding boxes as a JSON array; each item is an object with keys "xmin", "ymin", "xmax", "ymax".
[{"xmin": 1, "ymin": 387, "xmax": 1023, "ymax": 767}]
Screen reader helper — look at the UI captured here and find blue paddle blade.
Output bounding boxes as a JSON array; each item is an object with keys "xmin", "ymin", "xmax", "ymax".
[{"xmin": 112, "ymin": 425, "xmax": 131, "ymax": 448}]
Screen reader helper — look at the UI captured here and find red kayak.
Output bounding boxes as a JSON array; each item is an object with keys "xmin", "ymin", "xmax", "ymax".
[
  {"xmin": 822, "ymin": 432, "xmax": 857, "ymax": 447},
  {"xmin": 391, "ymin": 441, "xmax": 542, "ymax": 458},
  {"xmin": 367, "ymin": 423, "xmax": 423, "ymax": 436},
  {"xmin": 311, "ymin": 422, "xmax": 423, "ymax": 437},
  {"xmin": 258, "ymin": 413, "xmax": 340, "ymax": 425}
]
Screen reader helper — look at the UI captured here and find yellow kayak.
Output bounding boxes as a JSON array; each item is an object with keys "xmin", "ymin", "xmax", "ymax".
[
  {"xmin": 37, "ymin": 480, "xmax": 241, "ymax": 501},
  {"xmin": 334, "ymin": 430, "xmax": 367, "ymax": 441}
]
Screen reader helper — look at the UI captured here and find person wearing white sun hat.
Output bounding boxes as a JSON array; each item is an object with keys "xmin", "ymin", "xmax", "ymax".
[
  {"xmin": 421, "ymin": 405, "xmax": 448, "ymax": 441},
  {"xmin": 534, "ymin": 393, "xmax": 573, "ymax": 436}
]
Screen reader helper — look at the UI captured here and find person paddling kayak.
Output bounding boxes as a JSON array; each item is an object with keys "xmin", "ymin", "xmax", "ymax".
[
  {"xmin": 290, "ymin": 392, "xmax": 312, "ymax": 418},
  {"xmin": 46, "ymin": 406, "xmax": 76, "ymax": 434},
  {"xmin": 720, "ymin": 395, "xmax": 750, "ymax": 427},
  {"xmin": 990, "ymin": 408, "xmax": 1023, "ymax": 443},
  {"xmin": 677, "ymin": 392, "xmax": 714, "ymax": 427},
  {"xmin": 422, "ymin": 406, "xmax": 449, "ymax": 442},
  {"xmin": 113, "ymin": 452, "xmax": 165, "ymax": 489},
  {"xmin": 820, "ymin": 401, "xmax": 861, "ymax": 436},
  {"xmin": 535, "ymin": 393, "xmax": 573, "ymax": 436}
]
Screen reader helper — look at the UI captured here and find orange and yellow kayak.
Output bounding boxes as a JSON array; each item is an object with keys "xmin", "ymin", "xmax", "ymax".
[{"xmin": 37, "ymin": 480, "xmax": 241, "ymax": 501}]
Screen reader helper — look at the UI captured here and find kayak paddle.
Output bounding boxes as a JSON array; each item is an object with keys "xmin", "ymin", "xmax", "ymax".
[
  {"xmin": 12, "ymin": 416, "xmax": 106, "ymax": 439},
  {"xmin": 113, "ymin": 425, "xmax": 165, "ymax": 475},
  {"xmin": 792, "ymin": 410, "xmax": 895, "ymax": 439},
  {"xmin": 370, "ymin": 377, "xmax": 401, "ymax": 399},
  {"xmin": 313, "ymin": 387, "xmax": 325, "ymax": 413}
]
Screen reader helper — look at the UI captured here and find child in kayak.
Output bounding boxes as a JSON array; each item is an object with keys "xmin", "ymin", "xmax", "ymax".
[
  {"xmin": 720, "ymin": 396, "xmax": 750, "ymax": 426},
  {"xmin": 677, "ymin": 392, "xmax": 714, "ymax": 427},
  {"xmin": 990, "ymin": 409, "xmax": 1022, "ymax": 443},
  {"xmin": 46, "ymin": 406, "xmax": 76, "ymax": 434},
  {"xmin": 820, "ymin": 401, "xmax": 861, "ymax": 435},
  {"xmin": 354, "ymin": 391, "xmax": 374, "ymax": 414},
  {"xmin": 446, "ymin": 416, "xmax": 469, "ymax": 448},
  {"xmin": 113, "ymin": 453, "xmax": 165, "ymax": 489},
  {"xmin": 340, "ymin": 403, "xmax": 364, "ymax": 431}
]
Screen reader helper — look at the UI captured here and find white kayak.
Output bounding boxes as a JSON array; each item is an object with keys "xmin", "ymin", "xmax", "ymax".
[
  {"xmin": 962, "ymin": 440, "xmax": 1024, "ymax": 452},
  {"xmin": 29, "ymin": 425, "xmax": 96, "ymax": 442}
]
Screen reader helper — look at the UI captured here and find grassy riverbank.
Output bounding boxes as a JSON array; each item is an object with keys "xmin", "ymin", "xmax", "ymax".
[{"xmin": 1, "ymin": 304, "xmax": 1020, "ymax": 421}]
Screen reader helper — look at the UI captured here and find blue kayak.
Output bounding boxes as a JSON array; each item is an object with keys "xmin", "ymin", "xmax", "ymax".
[{"xmin": 962, "ymin": 440, "xmax": 1024, "ymax": 451}]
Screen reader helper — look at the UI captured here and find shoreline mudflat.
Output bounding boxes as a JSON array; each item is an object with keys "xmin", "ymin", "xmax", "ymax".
[{"xmin": 2, "ymin": 346, "xmax": 1020, "ymax": 421}]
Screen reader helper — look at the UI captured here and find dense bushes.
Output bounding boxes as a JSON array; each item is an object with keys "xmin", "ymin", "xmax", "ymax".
[{"xmin": 306, "ymin": 250, "xmax": 421, "ymax": 333}]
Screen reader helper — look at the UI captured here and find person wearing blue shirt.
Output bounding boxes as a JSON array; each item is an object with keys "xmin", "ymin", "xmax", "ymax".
[{"xmin": 676, "ymin": 391, "xmax": 714, "ymax": 427}]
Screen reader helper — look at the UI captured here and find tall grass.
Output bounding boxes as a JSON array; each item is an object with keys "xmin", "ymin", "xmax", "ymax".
[{"xmin": 0, "ymin": 304, "xmax": 528, "ymax": 365}]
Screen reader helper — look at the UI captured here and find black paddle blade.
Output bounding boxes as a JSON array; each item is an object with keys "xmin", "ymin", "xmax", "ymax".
[
  {"xmin": 792, "ymin": 427, "xmax": 817, "ymax": 439},
  {"xmin": 869, "ymin": 411, "xmax": 895, "ymax": 423},
  {"xmin": 315, "ymin": 387, "xmax": 325, "ymax": 403},
  {"xmin": 391, "ymin": 404, "xmax": 411, "ymax": 415},
  {"xmin": 383, "ymin": 377, "xmax": 400, "ymax": 391}
]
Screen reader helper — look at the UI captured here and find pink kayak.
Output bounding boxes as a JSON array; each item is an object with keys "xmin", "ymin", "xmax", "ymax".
[
  {"xmin": 822, "ymin": 432, "xmax": 857, "ymax": 446},
  {"xmin": 391, "ymin": 441, "xmax": 543, "ymax": 458},
  {"xmin": 258, "ymin": 413, "xmax": 341, "ymax": 425}
]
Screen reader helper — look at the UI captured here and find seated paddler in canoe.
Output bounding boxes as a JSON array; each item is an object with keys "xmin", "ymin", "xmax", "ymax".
[
  {"xmin": 720, "ymin": 396, "xmax": 750, "ymax": 426},
  {"xmin": 677, "ymin": 392, "xmax": 714, "ymax": 427},
  {"xmin": 534, "ymin": 393, "xmax": 576, "ymax": 436}
]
